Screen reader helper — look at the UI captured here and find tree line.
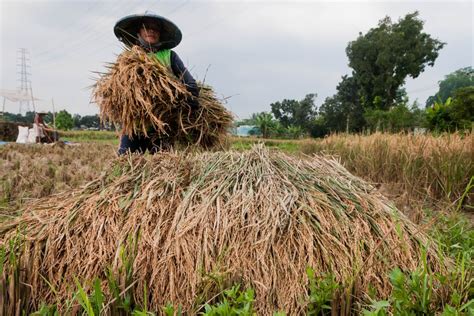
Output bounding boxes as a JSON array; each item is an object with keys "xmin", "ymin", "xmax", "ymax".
[
  {"xmin": 237, "ymin": 12, "xmax": 473, "ymax": 138},
  {"xmin": 1, "ymin": 111, "xmax": 102, "ymax": 131},
  {"xmin": 2, "ymin": 12, "xmax": 472, "ymax": 136}
]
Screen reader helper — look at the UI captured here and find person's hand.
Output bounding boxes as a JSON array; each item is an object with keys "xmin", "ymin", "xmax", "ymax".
[{"xmin": 188, "ymin": 96, "xmax": 200, "ymax": 110}]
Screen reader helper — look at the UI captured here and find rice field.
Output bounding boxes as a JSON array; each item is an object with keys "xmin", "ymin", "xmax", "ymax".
[
  {"xmin": 0, "ymin": 132, "xmax": 472, "ymax": 315},
  {"xmin": 0, "ymin": 143, "xmax": 115, "ymax": 212},
  {"xmin": 234, "ymin": 133, "xmax": 474, "ymax": 217}
]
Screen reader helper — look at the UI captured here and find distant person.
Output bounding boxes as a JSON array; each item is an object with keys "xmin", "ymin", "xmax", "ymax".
[
  {"xmin": 114, "ymin": 11, "xmax": 200, "ymax": 155},
  {"xmin": 34, "ymin": 112, "xmax": 56, "ymax": 143}
]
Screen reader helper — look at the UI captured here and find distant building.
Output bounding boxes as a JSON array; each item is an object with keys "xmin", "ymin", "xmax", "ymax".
[
  {"xmin": 414, "ymin": 127, "xmax": 427, "ymax": 135},
  {"xmin": 233, "ymin": 125, "xmax": 257, "ymax": 137}
]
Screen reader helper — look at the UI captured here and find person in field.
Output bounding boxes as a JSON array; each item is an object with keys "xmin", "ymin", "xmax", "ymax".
[
  {"xmin": 114, "ymin": 11, "xmax": 199, "ymax": 155},
  {"xmin": 34, "ymin": 112, "xmax": 55, "ymax": 143}
]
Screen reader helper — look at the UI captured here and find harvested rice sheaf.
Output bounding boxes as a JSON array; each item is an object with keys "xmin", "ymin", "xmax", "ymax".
[
  {"xmin": 92, "ymin": 46, "xmax": 233, "ymax": 148},
  {"xmin": 0, "ymin": 146, "xmax": 448, "ymax": 314}
]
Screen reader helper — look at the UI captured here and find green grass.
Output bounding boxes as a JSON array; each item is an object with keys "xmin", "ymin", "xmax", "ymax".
[{"xmin": 59, "ymin": 130, "xmax": 119, "ymax": 144}]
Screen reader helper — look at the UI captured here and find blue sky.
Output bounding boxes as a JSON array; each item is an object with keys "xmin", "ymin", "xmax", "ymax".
[{"xmin": 1, "ymin": 0, "xmax": 472, "ymax": 119}]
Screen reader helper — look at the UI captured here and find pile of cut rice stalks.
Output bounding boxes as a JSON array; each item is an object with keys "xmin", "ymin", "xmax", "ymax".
[
  {"xmin": 0, "ymin": 146, "xmax": 447, "ymax": 314},
  {"xmin": 92, "ymin": 46, "xmax": 233, "ymax": 148}
]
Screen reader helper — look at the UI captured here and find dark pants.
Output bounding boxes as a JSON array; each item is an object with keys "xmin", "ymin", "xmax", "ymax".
[{"xmin": 118, "ymin": 134, "xmax": 168, "ymax": 155}]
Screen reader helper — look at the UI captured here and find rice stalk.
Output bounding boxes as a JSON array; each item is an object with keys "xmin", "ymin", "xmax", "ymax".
[
  {"xmin": 0, "ymin": 145, "xmax": 449, "ymax": 314},
  {"xmin": 92, "ymin": 46, "xmax": 233, "ymax": 149}
]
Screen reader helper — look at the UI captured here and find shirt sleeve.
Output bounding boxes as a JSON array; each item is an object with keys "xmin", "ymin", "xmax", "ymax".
[{"xmin": 170, "ymin": 50, "xmax": 200, "ymax": 99}]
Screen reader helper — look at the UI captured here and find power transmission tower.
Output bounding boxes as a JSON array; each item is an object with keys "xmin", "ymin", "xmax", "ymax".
[{"xmin": 16, "ymin": 48, "xmax": 33, "ymax": 114}]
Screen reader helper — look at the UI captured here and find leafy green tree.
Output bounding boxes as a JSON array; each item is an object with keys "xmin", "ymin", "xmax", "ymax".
[
  {"xmin": 409, "ymin": 102, "xmax": 428, "ymax": 128},
  {"xmin": 55, "ymin": 110, "xmax": 74, "ymax": 130},
  {"xmin": 73, "ymin": 114, "xmax": 81, "ymax": 128},
  {"xmin": 308, "ymin": 116, "xmax": 328, "ymax": 138},
  {"xmin": 2, "ymin": 111, "xmax": 31, "ymax": 124},
  {"xmin": 271, "ymin": 99, "xmax": 299, "ymax": 128},
  {"xmin": 365, "ymin": 103, "xmax": 423, "ymax": 132},
  {"xmin": 270, "ymin": 94, "xmax": 318, "ymax": 130},
  {"xmin": 346, "ymin": 11, "xmax": 445, "ymax": 110},
  {"xmin": 80, "ymin": 115, "xmax": 100, "ymax": 128},
  {"xmin": 450, "ymin": 86, "xmax": 474, "ymax": 129},
  {"xmin": 319, "ymin": 76, "xmax": 365, "ymax": 133},
  {"xmin": 426, "ymin": 67, "xmax": 474, "ymax": 107},
  {"xmin": 255, "ymin": 112, "xmax": 275, "ymax": 138},
  {"xmin": 2, "ymin": 111, "xmax": 53, "ymax": 125},
  {"xmin": 285, "ymin": 125, "xmax": 304, "ymax": 139},
  {"xmin": 426, "ymin": 86, "xmax": 474, "ymax": 131},
  {"xmin": 426, "ymin": 98, "xmax": 454, "ymax": 132}
]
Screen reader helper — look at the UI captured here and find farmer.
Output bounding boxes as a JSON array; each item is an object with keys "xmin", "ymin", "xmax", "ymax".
[
  {"xmin": 34, "ymin": 111, "xmax": 54, "ymax": 143},
  {"xmin": 114, "ymin": 11, "xmax": 199, "ymax": 155}
]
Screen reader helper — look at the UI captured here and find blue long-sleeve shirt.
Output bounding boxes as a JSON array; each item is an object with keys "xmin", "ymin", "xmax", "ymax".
[{"xmin": 170, "ymin": 50, "xmax": 200, "ymax": 100}]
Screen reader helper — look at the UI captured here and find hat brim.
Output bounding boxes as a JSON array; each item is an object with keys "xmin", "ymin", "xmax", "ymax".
[{"xmin": 114, "ymin": 13, "xmax": 182, "ymax": 49}]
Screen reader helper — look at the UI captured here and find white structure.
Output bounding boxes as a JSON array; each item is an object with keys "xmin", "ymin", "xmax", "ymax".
[{"xmin": 1, "ymin": 89, "xmax": 40, "ymax": 113}]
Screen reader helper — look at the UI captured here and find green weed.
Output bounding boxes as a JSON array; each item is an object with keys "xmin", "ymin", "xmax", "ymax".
[
  {"xmin": 202, "ymin": 285, "xmax": 255, "ymax": 315},
  {"xmin": 306, "ymin": 268, "xmax": 339, "ymax": 315}
]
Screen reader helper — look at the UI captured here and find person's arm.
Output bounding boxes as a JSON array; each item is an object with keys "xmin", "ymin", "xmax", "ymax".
[{"xmin": 170, "ymin": 51, "xmax": 200, "ymax": 108}]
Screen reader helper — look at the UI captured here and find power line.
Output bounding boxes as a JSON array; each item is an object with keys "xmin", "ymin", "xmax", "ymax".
[
  {"xmin": 32, "ymin": 0, "xmax": 138, "ymax": 62},
  {"xmin": 406, "ymin": 85, "xmax": 438, "ymax": 94},
  {"xmin": 33, "ymin": 1, "xmax": 190, "ymax": 68},
  {"xmin": 31, "ymin": 1, "xmax": 108, "ymax": 58},
  {"xmin": 32, "ymin": 0, "xmax": 153, "ymax": 67}
]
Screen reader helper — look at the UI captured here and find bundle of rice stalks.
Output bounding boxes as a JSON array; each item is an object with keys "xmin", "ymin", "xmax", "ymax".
[
  {"xmin": 92, "ymin": 46, "xmax": 233, "ymax": 148},
  {"xmin": 0, "ymin": 146, "xmax": 447, "ymax": 314},
  {"xmin": 173, "ymin": 84, "xmax": 234, "ymax": 148}
]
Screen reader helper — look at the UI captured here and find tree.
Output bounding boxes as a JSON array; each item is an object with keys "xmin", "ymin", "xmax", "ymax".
[
  {"xmin": 319, "ymin": 76, "xmax": 365, "ymax": 133},
  {"xmin": 308, "ymin": 116, "xmax": 328, "ymax": 138},
  {"xmin": 426, "ymin": 67, "xmax": 474, "ymax": 107},
  {"xmin": 286, "ymin": 125, "xmax": 304, "ymax": 139},
  {"xmin": 426, "ymin": 86, "xmax": 474, "ymax": 131},
  {"xmin": 55, "ymin": 110, "xmax": 74, "ymax": 130},
  {"xmin": 254, "ymin": 112, "xmax": 275, "ymax": 138},
  {"xmin": 270, "ymin": 93, "xmax": 317, "ymax": 130},
  {"xmin": 2, "ymin": 111, "xmax": 52, "ymax": 125},
  {"xmin": 80, "ymin": 115, "xmax": 100, "ymax": 128},
  {"xmin": 73, "ymin": 114, "xmax": 82, "ymax": 128},
  {"xmin": 346, "ymin": 11, "xmax": 445, "ymax": 110},
  {"xmin": 449, "ymin": 86, "xmax": 474, "ymax": 129},
  {"xmin": 426, "ymin": 98, "xmax": 454, "ymax": 132},
  {"xmin": 364, "ymin": 103, "xmax": 424, "ymax": 132}
]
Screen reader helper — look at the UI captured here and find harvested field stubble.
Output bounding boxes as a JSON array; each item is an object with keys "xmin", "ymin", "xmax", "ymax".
[
  {"xmin": 0, "ymin": 145, "xmax": 448, "ymax": 314},
  {"xmin": 93, "ymin": 46, "xmax": 233, "ymax": 148},
  {"xmin": 0, "ymin": 143, "xmax": 115, "ymax": 210}
]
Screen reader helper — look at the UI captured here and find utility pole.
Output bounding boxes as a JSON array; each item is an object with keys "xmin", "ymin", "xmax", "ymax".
[{"xmin": 51, "ymin": 98, "xmax": 56, "ymax": 130}]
